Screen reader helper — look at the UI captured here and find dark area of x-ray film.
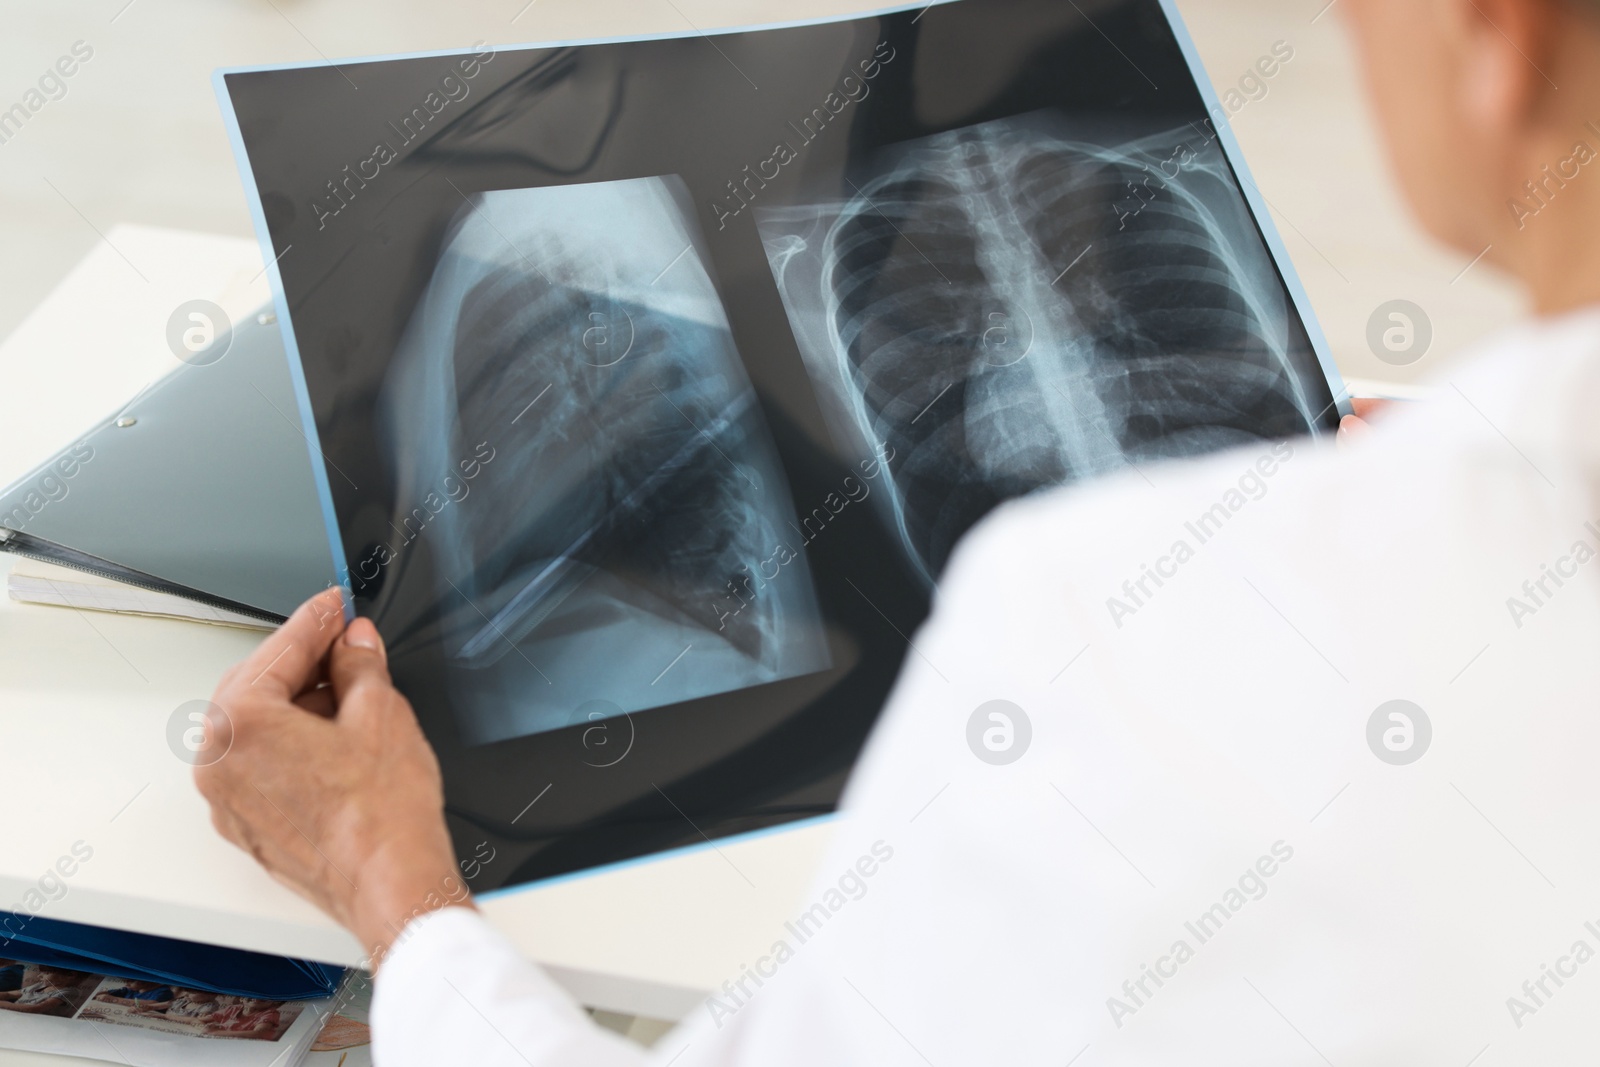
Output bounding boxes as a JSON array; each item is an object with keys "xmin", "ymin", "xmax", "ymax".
[{"xmin": 220, "ymin": 0, "xmax": 1341, "ymax": 889}]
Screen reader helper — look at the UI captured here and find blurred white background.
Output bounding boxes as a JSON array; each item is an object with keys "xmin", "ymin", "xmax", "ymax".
[{"xmin": 0, "ymin": 0, "xmax": 1524, "ymax": 385}]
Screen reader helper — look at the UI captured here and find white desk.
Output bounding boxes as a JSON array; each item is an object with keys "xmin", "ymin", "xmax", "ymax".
[{"xmin": 0, "ymin": 230, "xmax": 833, "ymax": 1028}]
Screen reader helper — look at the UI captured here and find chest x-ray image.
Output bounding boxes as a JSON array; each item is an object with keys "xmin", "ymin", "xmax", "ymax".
[
  {"xmin": 219, "ymin": 0, "xmax": 1348, "ymax": 886},
  {"xmin": 757, "ymin": 113, "xmax": 1331, "ymax": 587},
  {"xmin": 377, "ymin": 176, "xmax": 831, "ymax": 746}
]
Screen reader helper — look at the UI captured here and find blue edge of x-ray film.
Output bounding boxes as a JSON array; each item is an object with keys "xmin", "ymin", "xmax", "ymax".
[{"xmin": 209, "ymin": 0, "xmax": 1353, "ymax": 908}]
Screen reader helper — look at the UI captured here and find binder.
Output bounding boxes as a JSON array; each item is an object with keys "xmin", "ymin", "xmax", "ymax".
[{"xmin": 0, "ymin": 308, "xmax": 333, "ymax": 621}]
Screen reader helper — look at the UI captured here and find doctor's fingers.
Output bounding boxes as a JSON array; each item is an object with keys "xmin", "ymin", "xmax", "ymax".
[
  {"xmin": 1337, "ymin": 412, "xmax": 1373, "ymax": 448},
  {"xmin": 326, "ymin": 632, "xmax": 437, "ymax": 769},
  {"xmin": 327, "ymin": 618, "xmax": 394, "ymax": 711},
  {"xmin": 222, "ymin": 587, "xmax": 348, "ymax": 702}
]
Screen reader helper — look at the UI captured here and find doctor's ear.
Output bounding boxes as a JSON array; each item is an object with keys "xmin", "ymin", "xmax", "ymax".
[{"xmin": 1455, "ymin": 0, "xmax": 1563, "ymax": 134}]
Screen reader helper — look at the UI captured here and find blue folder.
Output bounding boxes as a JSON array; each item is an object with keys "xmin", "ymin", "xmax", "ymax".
[{"xmin": 0, "ymin": 911, "xmax": 342, "ymax": 1001}]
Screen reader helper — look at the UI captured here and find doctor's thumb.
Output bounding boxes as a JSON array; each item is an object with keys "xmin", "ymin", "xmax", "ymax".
[
  {"xmin": 342, "ymin": 617, "xmax": 385, "ymax": 656},
  {"xmin": 329, "ymin": 618, "xmax": 392, "ymax": 703}
]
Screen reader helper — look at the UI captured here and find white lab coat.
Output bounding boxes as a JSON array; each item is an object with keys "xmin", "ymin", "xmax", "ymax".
[{"xmin": 373, "ymin": 307, "xmax": 1600, "ymax": 1065}]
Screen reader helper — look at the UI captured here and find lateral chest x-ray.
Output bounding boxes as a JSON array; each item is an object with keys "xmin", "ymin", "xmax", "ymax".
[
  {"xmin": 219, "ymin": 0, "xmax": 1345, "ymax": 889},
  {"xmin": 378, "ymin": 178, "xmax": 831, "ymax": 745}
]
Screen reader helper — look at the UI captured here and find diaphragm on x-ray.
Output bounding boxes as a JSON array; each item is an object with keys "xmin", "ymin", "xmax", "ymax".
[
  {"xmin": 757, "ymin": 113, "xmax": 1329, "ymax": 587},
  {"xmin": 378, "ymin": 176, "xmax": 831, "ymax": 746}
]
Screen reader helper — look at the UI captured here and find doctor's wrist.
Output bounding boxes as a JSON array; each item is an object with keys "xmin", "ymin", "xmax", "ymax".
[{"xmin": 348, "ymin": 836, "xmax": 474, "ymax": 973}]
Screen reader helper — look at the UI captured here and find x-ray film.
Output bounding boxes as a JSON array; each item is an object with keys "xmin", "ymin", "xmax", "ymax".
[{"xmin": 217, "ymin": 0, "xmax": 1347, "ymax": 891}]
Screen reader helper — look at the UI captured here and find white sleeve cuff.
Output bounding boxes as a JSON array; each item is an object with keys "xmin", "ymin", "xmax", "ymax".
[{"xmin": 372, "ymin": 905, "xmax": 648, "ymax": 1067}]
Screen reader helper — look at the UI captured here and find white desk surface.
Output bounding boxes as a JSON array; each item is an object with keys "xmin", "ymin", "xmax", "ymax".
[{"xmin": 0, "ymin": 229, "xmax": 833, "ymax": 1029}]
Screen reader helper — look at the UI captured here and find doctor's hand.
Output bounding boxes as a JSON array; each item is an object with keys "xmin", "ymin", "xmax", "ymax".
[
  {"xmin": 194, "ymin": 588, "xmax": 469, "ymax": 970},
  {"xmin": 1337, "ymin": 397, "xmax": 1387, "ymax": 448}
]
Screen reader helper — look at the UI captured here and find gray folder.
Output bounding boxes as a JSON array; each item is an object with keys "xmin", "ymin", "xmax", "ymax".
[{"xmin": 0, "ymin": 309, "xmax": 333, "ymax": 621}]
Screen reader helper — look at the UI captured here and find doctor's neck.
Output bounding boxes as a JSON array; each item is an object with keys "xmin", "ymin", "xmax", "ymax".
[{"xmin": 1495, "ymin": 74, "xmax": 1600, "ymax": 316}]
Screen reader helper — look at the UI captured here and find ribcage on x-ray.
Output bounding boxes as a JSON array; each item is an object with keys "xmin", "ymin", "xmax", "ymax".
[{"xmin": 772, "ymin": 117, "xmax": 1322, "ymax": 585}]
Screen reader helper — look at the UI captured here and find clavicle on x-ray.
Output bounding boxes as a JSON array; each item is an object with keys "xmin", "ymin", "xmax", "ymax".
[
  {"xmin": 378, "ymin": 177, "xmax": 831, "ymax": 747},
  {"xmin": 758, "ymin": 113, "xmax": 1328, "ymax": 588}
]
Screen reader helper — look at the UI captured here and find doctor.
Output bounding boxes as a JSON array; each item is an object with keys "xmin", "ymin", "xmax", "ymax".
[{"xmin": 197, "ymin": 0, "xmax": 1600, "ymax": 1061}]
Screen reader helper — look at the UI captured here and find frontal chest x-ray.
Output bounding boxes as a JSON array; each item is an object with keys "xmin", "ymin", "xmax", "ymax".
[{"xmin": 759, "ymin": 114, "xmax": 1328, "ymax": 587}]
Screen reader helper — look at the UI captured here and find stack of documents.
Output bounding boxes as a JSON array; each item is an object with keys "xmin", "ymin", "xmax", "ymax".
[{"xmin": 6, "ymin": 556, "xmax": 274, "ymax": 630}]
